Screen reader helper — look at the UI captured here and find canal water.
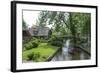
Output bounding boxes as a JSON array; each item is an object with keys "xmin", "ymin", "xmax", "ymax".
[{"xmin": 51, "ymin": 39, "xmax": 90, "ymax": 61}]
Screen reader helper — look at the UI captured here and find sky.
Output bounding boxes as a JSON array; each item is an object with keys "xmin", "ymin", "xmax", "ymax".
[
  {"xmin": 23, "ymin": 10, "xmax": 53, "ymax": 29},
  {"xmin": 23, "ymin": 10, "xmax": 40, "ymax": 28}
]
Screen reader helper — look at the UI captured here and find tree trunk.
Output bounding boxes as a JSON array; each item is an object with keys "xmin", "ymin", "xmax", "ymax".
[{"xmin": 69, "ymin": 13, "xmax": 77, "ymax": 46}]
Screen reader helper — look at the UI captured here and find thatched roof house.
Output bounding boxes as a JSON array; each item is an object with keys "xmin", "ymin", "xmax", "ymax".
[{"xmin": 29, "ymin": 26, "xmax": 51, "ymax": 38}]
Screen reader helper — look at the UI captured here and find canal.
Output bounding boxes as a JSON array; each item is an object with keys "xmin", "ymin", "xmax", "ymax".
[{"xmin": 51, "ymin": 39, "xmax": 90, "ymax": 61}]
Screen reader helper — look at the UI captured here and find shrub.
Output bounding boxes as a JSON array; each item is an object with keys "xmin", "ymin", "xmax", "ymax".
[
  {"xmin": 32, "ymin": 53, "xmax": 40, "ymax": 61},
  {"xmin": 38, "ymin": 39, "xmax": 47, "ymax": 43},
  {"xmin": 42, "ymin": 56, "xmax": 47, "ymax": 59},
  {"xmin": 24, "ymin": 40, "xmax": 39, "ymax": 50},
  {"xmin": 31, "ymin": 42, "xmax": 38, "ymax": 48},
  {"xmin": 31, "ymin": 37, "xmax": 39, "ymax": 43},
  {"xmin": 55, "ymin": 37, "xmax": 63, "ymax": 42},
  {"xmin": 48, "ymin": 37, "xmax": 63, "ymax": 47},
  {"xmin": 50, "ymin": 41, "xmax": 63, "ymax": 47},
  {"xmin": 27, "ymin": 52, "xmax": 40, "ymax": 61},
  {"xmin": 27, "ymin": 53, "xmax": 34, "ymax": 60},
  {"xmin": 24, "ymin": 42, "xmax": 33, "ymax": 50},
  {"xmin": 49, "ymin": 36, "xmax": 63, "ymax": 42}
]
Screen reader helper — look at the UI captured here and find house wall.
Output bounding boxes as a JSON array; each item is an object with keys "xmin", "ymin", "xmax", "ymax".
[{"xmin": 29, "ymin": 26, "xmax": 50, "ymax": 37}]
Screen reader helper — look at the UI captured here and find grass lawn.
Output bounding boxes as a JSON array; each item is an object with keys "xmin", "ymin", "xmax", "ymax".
[{"xmin": 22, "ymin": 43, "xmax": 59, "ymax": 62}]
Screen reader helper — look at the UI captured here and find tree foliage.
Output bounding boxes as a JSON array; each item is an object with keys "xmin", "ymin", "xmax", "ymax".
[
  {"xmin": 22, "ymin": 19, "xmax": 28, "ymax": 29},
  {"xmin": 36, "ymin": 11, "xmax": 91, "ymax": 39}
]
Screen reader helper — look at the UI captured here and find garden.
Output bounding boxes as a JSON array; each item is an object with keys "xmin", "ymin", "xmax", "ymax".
[
  {"xmin": 22, "ymin": 37, "xmax": 63, "ymax": 62},
  {"xmin": 22, "ymin": 11, "xmax": 91, "ymax": 62}
]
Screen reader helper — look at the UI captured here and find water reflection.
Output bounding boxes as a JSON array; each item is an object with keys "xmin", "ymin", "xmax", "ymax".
[{"xmin": 51, "ymin": 39, "xmax": 90, "ymax": 61}]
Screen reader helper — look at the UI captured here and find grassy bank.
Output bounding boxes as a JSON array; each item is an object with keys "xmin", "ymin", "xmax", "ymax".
[{"xmin": 22, "ymin": 43, "xmax": 59, "ymax": 62}]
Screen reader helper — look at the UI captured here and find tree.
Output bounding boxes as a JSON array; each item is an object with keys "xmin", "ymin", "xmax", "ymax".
[
  {"xmin": 22, "ymin": 19, "xmax": 28, "ymax": 29},
  {"xmin": 36, "ymin": 11, "xmax": 49, "ymax": 27},
  {"xmin": 68, "ymin": 12, "xmax": 91, "ymax": 45},
  {"xmin": 36, "ymin": 11, "xmax": 91, "ymax": 46}
]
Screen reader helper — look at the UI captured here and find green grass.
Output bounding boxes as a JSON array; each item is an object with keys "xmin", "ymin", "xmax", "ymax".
[{"xmin": 22, "ymin": 43, "xmax": 59, "ymax": 62}]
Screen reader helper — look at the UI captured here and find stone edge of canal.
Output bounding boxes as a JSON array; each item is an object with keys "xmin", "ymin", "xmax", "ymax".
[{"xmin": 46, "ymin": 47, "xmax": 61, "ymax": 61}]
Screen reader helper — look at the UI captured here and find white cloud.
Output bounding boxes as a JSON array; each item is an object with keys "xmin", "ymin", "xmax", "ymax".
[{"xmin": 23, "ymin": 10, "xmax": 40, "ymax": 28}]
